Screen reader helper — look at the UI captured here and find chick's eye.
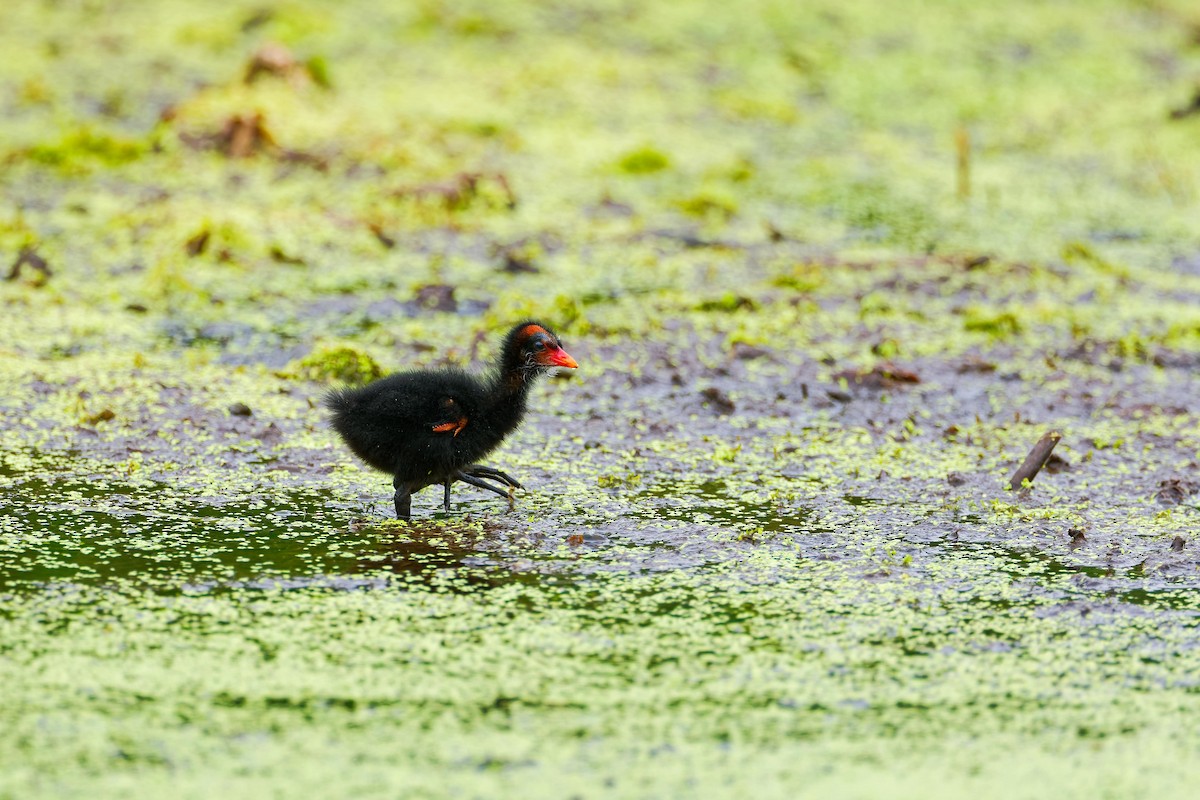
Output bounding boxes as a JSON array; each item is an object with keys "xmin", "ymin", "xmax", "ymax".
[{"xmin": 531, "ymin": 340, "xmax": 546, "ymax": 351}]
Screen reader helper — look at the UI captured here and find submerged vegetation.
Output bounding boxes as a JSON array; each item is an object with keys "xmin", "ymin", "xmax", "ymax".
[{"xmin": 2, "ymin": 0, "xmax": 1200, "ymax": 796}]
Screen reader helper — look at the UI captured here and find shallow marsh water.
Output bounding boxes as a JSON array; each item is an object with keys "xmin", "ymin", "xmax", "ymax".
[{"xmin": 3, "ymin": 0, "xmax": 1200, "ymax": 797}]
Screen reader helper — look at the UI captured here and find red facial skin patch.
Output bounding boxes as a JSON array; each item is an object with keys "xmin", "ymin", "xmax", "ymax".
[{"xmin": 518, "ymin": 324, "xmax": 549, "ymax": 341}]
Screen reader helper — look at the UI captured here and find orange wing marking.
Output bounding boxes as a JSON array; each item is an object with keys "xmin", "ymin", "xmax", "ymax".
[{"xmin": 432, "ymin": 417, "xmax": 468, "ymax": 437}]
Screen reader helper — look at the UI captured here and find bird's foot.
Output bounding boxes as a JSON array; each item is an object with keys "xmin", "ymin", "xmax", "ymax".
[
  {"xmin": 455, "ymin": 471, "xmax": 519, "ymax": 508},
  {"xmin": 463, "ymin": 464, "xmax": 523, "ymax": 489}
]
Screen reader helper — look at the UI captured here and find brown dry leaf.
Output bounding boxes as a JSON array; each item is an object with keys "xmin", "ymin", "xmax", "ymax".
[
  {"xmin": 245, "ymin": 42, "xmax": 302, "ymax": 84},
  {"xmin": 1156, "ymin": 478, "xmax": 1198, "ymax": 506},
  {"xmin": 223, "ymin": 113, "xmax": 275, "ymax": 158},
  {"xmin": 833, "ymin": 363, "xmax": 921, "ymax": 391},
  {"xmin": 185, "ymin": 229, "xmax": 210, "ymax": 257},
  {"xmin": 700, "ymin": 386, "xmax": 735, "ymax": 414},
  {"xmin": 414, "ymin": 284, "xmax": 458, "ymax": 313}
]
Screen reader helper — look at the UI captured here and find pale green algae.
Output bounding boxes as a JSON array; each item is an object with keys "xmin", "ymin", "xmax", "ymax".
[
  {"xmin": 4, "ymin": 0, "xmax": 1200, "ymax": 797},
  {"xmin": 3, "ymin": 563, "xmax": 1200, "ymax": 798}
]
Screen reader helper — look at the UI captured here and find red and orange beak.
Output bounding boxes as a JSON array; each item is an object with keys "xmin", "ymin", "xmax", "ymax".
[{"xmin": 541, "ymin": 346, "xmax": 578, "ymax": 370}]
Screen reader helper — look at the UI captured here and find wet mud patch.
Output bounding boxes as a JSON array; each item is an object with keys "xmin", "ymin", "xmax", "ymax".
[
  {"xmin": 0, "ymin": 465, "xmax": 611, "ymax": 599},
  {"xmin": 0, "ymin": 473, "xmax": 359, "ymax": 594}
]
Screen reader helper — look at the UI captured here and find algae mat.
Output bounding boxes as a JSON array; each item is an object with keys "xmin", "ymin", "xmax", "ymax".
[{"xmin": 3, "ymin": 0, "xmax": 1200, "ymax": 797}]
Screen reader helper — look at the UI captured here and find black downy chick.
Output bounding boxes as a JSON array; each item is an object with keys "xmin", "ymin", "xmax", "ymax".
[{"xmin": 324, "ymin": 321, "xmax": 578, "ymax": 519}]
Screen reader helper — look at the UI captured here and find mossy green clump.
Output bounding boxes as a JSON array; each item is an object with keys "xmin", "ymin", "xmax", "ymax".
[
  {"xmin": 676, "ymin": 190, "xmax": 737, "ymax": 219},
  {"xmin": 616, "ymin": 146, "xmax": 671, "ymax": 175},
  {"xmin": 772, "ymin": 264, "xmax": 825, "ymax": 293},
  {"xmin": 304, "ymin": 55, "xmax": 333, "ymax": 89},
  {"xmin": 963, "ymin": 309, "xmax": 1023, "ymax": 337},
  {"xmin": 20, "ymin": 126, "xmax": 149, "ymax": 170},
  {"xmin": 290, "ymin": 345, "xmax": 383, "ymax": 385},
  {"xmin": 597, "ymin": 473, "xmax": 642, "ymax": 489},
  {"xmin": 696, "ymin": 293, "xmax": 757, "ymax": 313}
]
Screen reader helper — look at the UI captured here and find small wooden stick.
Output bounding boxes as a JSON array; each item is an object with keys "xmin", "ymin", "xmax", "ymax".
[
  {"xmin": 955, "ymin": 126, "xmax": 971, "ymax": 201},
  {"xmin": 1008, "ymin": 431, "xmax": 1062, "ymax": 490}
]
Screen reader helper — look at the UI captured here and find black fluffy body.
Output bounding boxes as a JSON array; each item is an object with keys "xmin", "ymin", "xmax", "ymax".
[{"xmin": 324, "ymin": 320, "xmax": 571, "ymax": 518}]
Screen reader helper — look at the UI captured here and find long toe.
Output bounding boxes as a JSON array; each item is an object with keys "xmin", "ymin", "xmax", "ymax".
[
  {"xmin": 455, "ymin": 471, "xmax": 516, "ymax": 501},
  {"xmin": 493, "ymin": 469, "xmax": 523, "ymax": 489},
  {"xmin": 465, "ymin": 464, "xmax": 523, "ymax": 489}
]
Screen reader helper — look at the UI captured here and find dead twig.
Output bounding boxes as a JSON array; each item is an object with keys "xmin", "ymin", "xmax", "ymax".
[
  {"xmin": 6, "ymin": 247, "xmax": 52, "ymax": 284},
  {"xmin": 955, "ymin": 125, "xmax": 970, "ymax": 200},
  {"xmin": 1008, "ymin": 431, "xmax": 1061, "ymax": 490},
  {"xmin": 392, "ymin": 172, "xmax": 517, "ymax": 212}
]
